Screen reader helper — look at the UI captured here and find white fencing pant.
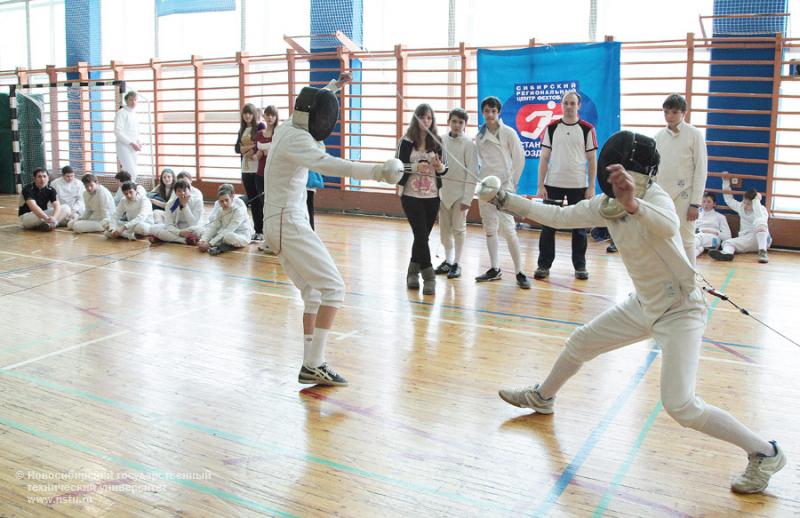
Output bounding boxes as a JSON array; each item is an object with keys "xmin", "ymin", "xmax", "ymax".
[
  {"xmin": 439, "ymin": 201, "xmax": 468, "ymax": 264},
  {"xmin": 116, "ymin": 143, "xmax": 138, "ymax": 181},
  {"xmin": 218, "ymin": 231, "xmax": 250, "ymax": 248},
  {"xmin": 20, "ymin": 206, "xmax": 71, "ymax": 229},
  {"xmin": 266, "ymin": 209, "xmax": 345, "ymax": 314},
  {"xmin": 69, "ymin": 219, "xmax": 105, "ymax": 233},
  {"xmin": 563, "ymin": 291, "xmax": 711, "ymax": 429},
  {"xmin": 150, "ymin": 224, "xmax": 188, "ymax": 244},
  {"xmin": 721, "ymin": 228, "xmax": 771, "ymax": 255},
  {"xmin": 478, "ymin": 200, "xmax": 522, "ymax": 272},
  {"xmin": 673, "ymin": 196, "xmax": 696, "ymax": 266},
  {"xmin": 694, "ymin": 232, "xmax": 721, "ymax": 257},
  {"xmin": 104, "ymin": 219, "xmax": 151, "ymax": 240}
]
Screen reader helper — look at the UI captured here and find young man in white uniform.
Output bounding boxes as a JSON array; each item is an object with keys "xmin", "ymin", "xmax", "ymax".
[
  {"xmin": 479, "ymin": 131, "xmax": 786, "ymax": 495},
  {"xmin": 148, "ymin": 179, "xmax": 204, "ymax": 244},
  {"xmin": 114, "ymin": 91, "xmax": 142, "ymax": 181},
  {"xmin": 710, "ymin": 174, "xmax": 772, "ymax": 264},
  {"xmin": 69, "ymin": 173, "xmax": 115, "ymax": 233},
  {"xmin": 474, "ymin": 96, "xmax": 531, "ymax": 289},
  {"xmin": 655, "ymin": 94, "xmax": 708, "ymax": 266},
  {"xmin": 694, "ymin": 192, "xmax": 731, "ymax": 258},
  {"xmin": 435, "ymin": 108, "xmax": 478, "ymax": 279},
  {"xmin": 198, "ymin": 183, "xmax": 252, "ymax": 255},
  {"xmin": 50, "ymin": 165, "xmax": 85, "ymax": 221},
  {"xmin": 104, "ymin": 181, "xmax": 153, "ymax": 240},
  {"xmin": 264, "ymin": 74, "xmax": 403, "ymax": 386}
]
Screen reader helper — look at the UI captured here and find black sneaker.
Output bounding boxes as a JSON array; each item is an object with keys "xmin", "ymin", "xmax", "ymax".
[
  {"xmin": 709, "ymin": 249, "xmax": 734, "ymax": 261},
  {"xmin": 516, "ymin": 272, "xmax": 531, "ymax": 289},
  {"xmin": 533, "ymin": 267, "xmax": 549, "ymax": 280},
  {"xmin": 298, "ymin": 363, "xmax": 348, "ymax": 386},
  {"xmin": 434, "ymin": 261, "xmax": 452, "ymax": 275},
  {"xmin": 575, "ymin": 269, "xmax": 589, "ymax": 280},
  {"xmin": 606, "ymin": 242, "xmax": 617, "ymax": 253},
  {"xmin": 475, "ymin": 268, "xmax": 502, "ymax": 282},
  {"xmin": 447, "ymin": 263, "xmax": 462, "ymax": 279}
]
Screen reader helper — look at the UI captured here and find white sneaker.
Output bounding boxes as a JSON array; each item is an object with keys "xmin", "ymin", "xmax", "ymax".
[
  {"xmin": 498, "ymin": 383, "xmax": 554, "ymax": 414},
  {"xmin": 731, "ymin": 441, "xmax": 786, "ymax": 494}
]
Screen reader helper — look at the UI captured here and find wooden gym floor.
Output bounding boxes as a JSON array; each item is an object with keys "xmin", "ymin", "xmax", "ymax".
[{"xmin": 0, "ymin": 194, "xmax": 797, "ymax": 517}]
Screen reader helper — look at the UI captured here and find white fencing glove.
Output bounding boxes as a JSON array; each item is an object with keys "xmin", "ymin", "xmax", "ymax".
[{"xmin": 371, "ymin": 158, "xmax": 404, "ymax": 184}]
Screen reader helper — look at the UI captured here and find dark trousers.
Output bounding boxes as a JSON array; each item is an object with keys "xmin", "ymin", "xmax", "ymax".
[
  {"xmin": 242, "ymin": 172, "xmax": 263, "ymax": 234},
  {"xmin": 306, "ymin": 190, "xmax": 315, "ymax": 230},
  {"xmin": 400, "ymin": 195, "xmax": 440, "ymax": 269},
  {"xmin": 537, "ymin": 185, "xmax": 587, "ymax": 270}
]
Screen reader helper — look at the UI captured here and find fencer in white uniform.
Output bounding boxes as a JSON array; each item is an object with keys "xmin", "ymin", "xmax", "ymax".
[
  {"xmin": 264, "ymin": 74, "xmax": 403, "ymax": 386},
  {"xmin": 435, "ymin": 108, "xmax": 478, "ymax": 279},
  {"xmin": 104, "ymin": 181, "xmax": 153, "ymax": 240},
  {"xmin": 114, "ymin": 91, "xmax": 142, "ymax": 181},
  {"xmin": 69, "ymin": 173, "xmax": 115, "ymax": 233},
  {"xmin": 148, "ymin": 179, "xmax": 205, "ymax": 244},
  {"xmin": 694, "ymin": 192, "xmax": 731, "ymax": 257},
  {"xmin": 480, "ymin": 131, "xmax": 785, "ymax": 494},
  {"xmin": 199, "ymin": 183, "xmax": 252, "ymax": 255},
  {"xmin": 50, "ymin": 166, "xmax": 85, "ymax": 220},
  {"xmin": 710, "ymin": 176, "xmax": 772, "ymax": 263}
]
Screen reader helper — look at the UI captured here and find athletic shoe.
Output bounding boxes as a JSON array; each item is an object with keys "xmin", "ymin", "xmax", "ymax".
[
  {"xmin": 575, "ymin": 269, "xmax": 589, "ymax": 280},
  {"xmin": 36, "ymin": 221, "xmax": 51, "ymax": 232},
  {"xmin": 475, "ymin": 268, "xmax": 502, "ymax": 282},
  {"xmin": 709, "ymin": 249, "xmax": 734, "ymax": 261},
  {"xmin": 434, "ymin": 261, "xmax": 452, "ymax": 275},
  {"xmin": 252, "ymin": 233, "xmax": 264, "ymax": 242},
  {"xmin": 185, "ymin": 234, "xmax": 198, "ymax": 246},
  {"xmin": 498, "ymin": 383, "xmax": 554, "ymax": 414},
  {"xmin": 533, "ymin": 267, "xmax": 549, "ymax": 280},
  {"xmin": 516, "ymin": 272, "xmax": 532, "ymax": 289},
  {"xmin": 447, "ymin": 263, "xmax": 462, "ymax": 279},
  {"xmin": 758, "ymin": 249, "xmax": 769, "ymax": 264},
  {"xmin": 731, "ymin": 441, "xmax": 786, "ymax": 494},
  {"xmin": 148, "ymin": 235, "xmax": 163, "ymax": 244},
  {"xmin": 208, "ymin": 246, "xmax": 222, "ymax": 256},
  {"xmin": 607, "ymin": 242, "xmax": 618, "ymax": 253},
  {"xmin": 298, "ymin": 363, "xmax": 348, "ymax": 386}
]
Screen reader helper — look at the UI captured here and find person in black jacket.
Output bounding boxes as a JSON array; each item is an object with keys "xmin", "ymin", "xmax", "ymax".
[{"xmin": 396, "ymin": 103, "xmax": 447, "ymax": 295}]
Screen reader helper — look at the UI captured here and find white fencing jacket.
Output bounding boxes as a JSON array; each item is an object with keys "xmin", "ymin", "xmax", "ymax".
[
  {"xmin": 440, "ymin": 133, "xmax": 478, "ymax": 209},
  {"xmin": 202, "ymin": 197, "xmax": 252, "ymax": 246},
  {"xmin": 79, "ymin": 184, "xmax": 115, "ymax": 222},
  {"xmin": 51, "ymin": 176, "xmax": 85, "ymax": 214}
]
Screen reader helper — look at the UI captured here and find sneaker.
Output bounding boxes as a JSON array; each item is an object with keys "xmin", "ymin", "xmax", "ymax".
[
  {"xmin": 475, "ymin": 268, "xmax": 502, "ymax": 282},
  {"xmin": 575, "ymin": 269, "xmax": 589, "ymax": 280},
  {"xmin": 606, "ymin": 242, "xmax": 617, "ymax": 253},
  {"xmin": 731, "ymin": 441, "xmax": 786, "ymax": 494},
  {"xmin": 447, "ymin": 263, "xmax": 462, "ymax": 279},
  {"xmin": 758, "ymin": 249, "xmax": 769, "ymax": 264},
  {"xmin": 185, "ymin": 234, "xmax": 198, "ymax": 246},
  {"xmin": 516, "ymin": 272, "xmax": 531, "ymax": 289},
  {"xmin": 208, "ymin": 246, "xmax": 222, "ymax": 256},
  {"xmin": 148, "ymin": 235, "xmax": 163, "ymax": 244},
  {"xmin": 498, "ymin": 383, "xmax": 554, "ymax": 414},
  {"xmin": 252, "ymin": 233, "xmax": 264, "ymax": 242},
  {"xmin": 533, "ymin": 267, "xmax": 549, "ymax": 280},
  {"xmin": 298, "ymin": 363, "xmax": 348, "ymax": 386},
  {"xmin": 434, "ymin": 261, "xmax": 452, "ymax": 275},
  {"xmin": 709, "ymin": 249, "xmax": 734, "ymax": 261}
]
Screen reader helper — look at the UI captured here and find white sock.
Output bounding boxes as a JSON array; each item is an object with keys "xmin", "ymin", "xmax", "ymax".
[
  {"xmin": 305, "ymin": 328, "xmax": 330, "ymax": 368},
  {"xmin": 454, "ymin": 232, "xmax": 465, "ymax": 264},
  {"xmin": 756, "ymin": 231, "xmax": 769, "ymax": 251},
  {"xmin": 487, "ymin": 235, "xmax": 499, "ymax": 269},
  {"xmin": 699, "ymin": 405, "xmax": 774, "ymax": 456},
  {"xmin": 302, "ymin": 334, "xmax": 313, "ymax": 365},
  {"xmin": 538, "ymin": 351, "xmax": 583, "ymax": 400},
  {"xmin": 445, "ymin": 247, "xmax": 455, "ymax": 265},
  {"xmin": 506, "ymin": 232, "xmax": 523, "ymax": 273}
]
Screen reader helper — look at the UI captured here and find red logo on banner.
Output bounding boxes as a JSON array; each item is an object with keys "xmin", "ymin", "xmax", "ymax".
[{"xmin": 516, "ymin": 101, "xmax": 563, "ymax": 141}]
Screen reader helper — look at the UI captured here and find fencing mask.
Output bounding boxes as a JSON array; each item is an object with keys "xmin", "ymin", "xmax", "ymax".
[
  {"xmin": 292, "ymin": 87, "xmax": 339, "ymax": 141},
  {"xmin": 596, "ymin": 131, "xmax": 660, "ymax": 219}
]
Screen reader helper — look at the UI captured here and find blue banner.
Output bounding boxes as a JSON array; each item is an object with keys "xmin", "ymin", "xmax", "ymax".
[
  {"xmin": 156, "ymin": 0, "xmax": 235, "ymax": 17},
  {"xmin": 477, "ymin": 43, "xmax": 621, "ymax": 195}
]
